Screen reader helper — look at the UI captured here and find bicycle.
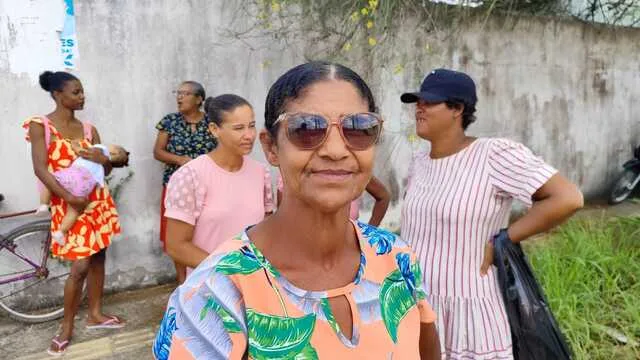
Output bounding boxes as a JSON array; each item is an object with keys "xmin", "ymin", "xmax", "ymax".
[{"xmin": 0, "ymin": 194, "xmax": 71, "ymax": 323}]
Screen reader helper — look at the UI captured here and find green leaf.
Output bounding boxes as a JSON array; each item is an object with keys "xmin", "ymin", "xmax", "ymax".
[
  {"xmin": 293, "ymin": 344, "xmax": 319, "ymax": 360},
  {"xmin": 248, "ymin": 243, "xmax": 280, "ymax": 277},
  {"xmin": 411, "ymin": 263, "xmax": 423, "ymax": 286},
  {"xmin": 319, "ymin": 298, "xmax": 340, "ymax": 334},
  {"xmin": 246, "ymin": 308, "xmax": 316, "ymax": 360},
  {"xmin": 200, "ymin": 297, "xmax": 242, "ymax": 333},
  {"xmin": 215, "ymin": 251, "xmax": 261, "ymax": 275},
  {"xmin": 379, "ymin": 269, "xmax": 418, "ymax": 343}
]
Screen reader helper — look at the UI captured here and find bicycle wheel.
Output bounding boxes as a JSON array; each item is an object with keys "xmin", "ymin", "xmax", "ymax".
[{"xmin": 0, "ymin": 221, "xmax": 69, "ymax": 323}]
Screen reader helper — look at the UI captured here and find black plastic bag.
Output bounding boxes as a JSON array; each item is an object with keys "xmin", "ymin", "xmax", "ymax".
[{"xmin": 493, "ymin": 230, "xmax": 573, "ymax": 360}]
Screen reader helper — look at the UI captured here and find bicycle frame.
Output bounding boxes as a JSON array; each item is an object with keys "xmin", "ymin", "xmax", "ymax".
[{"xmin": 0, "ymin": 211, "xmax": 51, "ymax": 287}]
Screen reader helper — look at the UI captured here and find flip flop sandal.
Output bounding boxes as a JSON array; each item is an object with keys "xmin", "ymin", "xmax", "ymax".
[
  {"xmin": 47, "ymin": 335, "xmax": 70, "ymax": 357},
  {"xmin": 86, "ymin": 315, "xmax": 126, "ymax": 330}
]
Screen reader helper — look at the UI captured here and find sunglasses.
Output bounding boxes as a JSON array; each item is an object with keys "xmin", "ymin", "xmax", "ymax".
[{"xmin": 274, "ymin": 112, "xmax": 383, "ymax": 151}]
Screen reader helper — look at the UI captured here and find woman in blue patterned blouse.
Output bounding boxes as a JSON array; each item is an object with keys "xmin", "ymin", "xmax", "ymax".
[{"xmin": 153, "ymin": 81, "xmax": 217, "ymax": 284}]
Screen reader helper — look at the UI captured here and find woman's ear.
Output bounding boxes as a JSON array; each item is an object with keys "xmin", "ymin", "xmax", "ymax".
[
  {"xmin": 208, "ymin": 122, "xmax": 219, "ymax": 139},
  {"xmin": 259, "ymin": 129, "xmax": 279, "ymax": 167},
  {"xmin": 452, "ymin": 103, "xmax": 464, "ymax": 120}
]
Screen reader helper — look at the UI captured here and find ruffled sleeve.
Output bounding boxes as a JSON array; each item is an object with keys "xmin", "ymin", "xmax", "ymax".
[
  {"xmin": 164, "ymin": 163, "xmax": 206, "ymax": 225},
  {"xmin": 487, "ymin": 138, "xmax": 557, "ymax": 206},
  {"xmin": 22, "ymin": 116, "xmax": 45, "ymax": 142}
]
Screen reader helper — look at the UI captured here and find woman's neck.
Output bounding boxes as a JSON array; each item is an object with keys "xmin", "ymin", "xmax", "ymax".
[
  {"xmin": 48, "ymin": 106, "xmax": 74, "ymax": 125},
  {"xmin": 182, "ymin": 109, "xmax": 203, "ymax": 123},
  {"xmin": 209, "ymin": 147, "xmax": 244, "ymax": 172},
  {"xmin": 429, "ymin": 130, "xmax": 474, "ymax": 159},
  {"xmin": 258, "ymin": 196, "xmax": 356, "ymax": 265}
]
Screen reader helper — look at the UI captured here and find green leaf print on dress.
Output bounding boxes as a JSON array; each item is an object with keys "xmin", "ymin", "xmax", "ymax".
[
  {"xmin": 200, "ymin": 296, "xmax": 242, "ymax": 333},
  {"xmin": 246, "ymin": 308, "xmax": 318, "ymax": 360},
  {"xmin": 215, "ymin": 247, "xmax": 262, "ymax": 275},
  {"xmin": 319, "ymin": 298, "xmax": 341, "ymax": 335},
  {"xmin": 294, "ymin": 344, "xmax": 319, "ymax": 359},
  {"xmin": 379, "ymin": 253, "xmax": 422, "ymax": 343}
]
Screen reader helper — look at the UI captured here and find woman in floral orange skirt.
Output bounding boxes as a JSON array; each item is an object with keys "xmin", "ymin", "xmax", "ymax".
[{"xmin": 25, "ymin": 71, "xmax": 125, "ymax": 356}]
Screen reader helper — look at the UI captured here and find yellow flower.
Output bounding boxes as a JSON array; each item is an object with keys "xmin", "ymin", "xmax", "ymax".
[
  {"xmin": 366, "ymin": 20, "xmax": 374, "ymax": 29},
  {"xmin": 368, "ymin": 0, "xmax": 379, "ymax": 10},
  {"xmin": 342, "ymin": 42, "xmax": 352, "ymax": 52},
  {"xmin": 368, "ymin": 37, "xmax": 377, "ymax": 46},
  {"xmin": 408, "ymin": 133, "xmax": 419, "ymax": 143},
  {"xmin": 260, "ymin": 60, "xmax": 272, "ymax": 69},
  {"xmin": 271, "ymin": 1, "xmax": 280, "ymax": 12},
  {"xmin": 350, "ymin": 11, "xmax": 360, "ymax": 22},
  {"xmin": 393, "ymin": 64, "xmax": 404, "ymax": 75},
  {"xmin": 361, "ymin": 7, "xmax": 369, "ymax": 16}
]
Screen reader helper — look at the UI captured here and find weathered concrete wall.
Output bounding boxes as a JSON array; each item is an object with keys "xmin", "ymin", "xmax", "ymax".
[
  {"xmin": 0, "ymin": 1, "xmax": 638, "ymax": 290},
  {"xmin": 357, "ymin": 15, "xmax": 640, "ymax": 229}
]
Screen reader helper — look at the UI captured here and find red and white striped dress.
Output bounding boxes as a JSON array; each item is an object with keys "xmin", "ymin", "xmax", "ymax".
[{"xmin": 401, "ymin": 138, "xmax": 557, "ymax": 359}]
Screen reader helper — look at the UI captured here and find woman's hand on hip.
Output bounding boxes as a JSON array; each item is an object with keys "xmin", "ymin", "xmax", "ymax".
[{"xmin": 480, "ymin": 240, "xmax": 495, "ymax": 276}]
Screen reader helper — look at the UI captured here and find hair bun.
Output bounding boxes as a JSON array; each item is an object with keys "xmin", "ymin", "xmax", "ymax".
[
  {"xmin": 39, "ymin": 71, "xmax": 55, "ymax": 92},
  {"xmin": 203, "ymin": 96, "xmax": 215, "ymax": 112}
]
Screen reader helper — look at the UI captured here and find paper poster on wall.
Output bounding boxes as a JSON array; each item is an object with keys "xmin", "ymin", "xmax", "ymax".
[{"xmin": 60, "ymin": 0, "xmax": 79, "ymax": 69}]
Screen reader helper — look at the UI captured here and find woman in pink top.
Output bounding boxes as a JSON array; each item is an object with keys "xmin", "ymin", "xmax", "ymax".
[
  {"xmin": 164, "ymin": 94, "xmax": 274, "ymax": 278},
  {"xmin": 400, "ymin": 69, "xmax": 584, "ymax": 359},
  {"xmin": 276, "ymin": 172, "xmax": 390, "ymax": 225}
]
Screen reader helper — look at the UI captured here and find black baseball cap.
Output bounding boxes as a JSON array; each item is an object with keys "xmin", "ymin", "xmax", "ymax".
[{"xmin": 401, "ymin": 68, "xmax": 477, "ymax": 105}]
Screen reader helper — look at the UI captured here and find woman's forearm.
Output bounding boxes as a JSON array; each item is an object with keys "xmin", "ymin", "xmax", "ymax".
[
  {"xmin": 508, "ymin": 192, "xmax": 583, "ymax": 242},
  {"xmin": 368, "ymin": 198, "xmax": 390, "ymax": 226},
  {"xmin": 167, "ymin": 241, "xmax": 209, "ymax": 268},
  {"xmin": 154, "ymin": 148, "xmax": 187, "ymax": 166}
]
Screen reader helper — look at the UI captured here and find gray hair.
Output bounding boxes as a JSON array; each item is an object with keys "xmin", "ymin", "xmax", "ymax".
[{"xmin": 181, "ymin": 81, "xmax": 206, "ymax": 107}]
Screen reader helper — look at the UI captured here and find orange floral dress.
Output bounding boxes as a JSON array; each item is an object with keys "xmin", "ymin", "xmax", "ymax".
[{"xmin": 23, "ymin": 116, "xmax": 121, "ymax": 260}]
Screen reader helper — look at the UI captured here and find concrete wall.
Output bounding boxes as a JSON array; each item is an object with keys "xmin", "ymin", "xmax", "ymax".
[{"xmin": 0, "ymin": 1, "xmax": 638, "ymax": 290}]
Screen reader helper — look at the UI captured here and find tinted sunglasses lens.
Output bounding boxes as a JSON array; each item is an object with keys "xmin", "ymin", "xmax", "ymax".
[
  {"xmin": 342, "ymin": 113, "xmax": 381, "ymax": 150},
  {"xmin": 286, "ymin": 114, "xmax": 329, "ymax": 149}
]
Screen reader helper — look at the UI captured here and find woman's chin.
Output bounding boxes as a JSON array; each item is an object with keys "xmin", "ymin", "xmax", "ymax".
[{"xmin": 302, "ymin": 196, "xmax": 354, "ymax": 216}]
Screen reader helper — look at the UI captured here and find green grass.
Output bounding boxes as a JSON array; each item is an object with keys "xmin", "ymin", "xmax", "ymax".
[{"xmin": 524, "ymin": 216, "xmax": 640, "ymax": 359}]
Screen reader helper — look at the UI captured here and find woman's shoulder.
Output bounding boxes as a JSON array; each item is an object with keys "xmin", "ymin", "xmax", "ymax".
[
  {"xmin": 411, "ymin": 150, "xmax": 429, "ymax": 163},
  {"xmin": 482, "ymin": 137, "xmax": 524, "ymax": 150},
  {"xmin": 188, "ymin": 232, "xmax": 265, "ymax": 283},
  {"xmin": 156, "ymin": 112, "xmax": 183, "ymax": 130},
  {"xmin": 243, "ymin": 156, "xmax": 270, "ymax": 173},
  {"xmin": 22, "ymin": 115, "xmax": 47, "ymax": 127},
  {"xmin": 355, "ymin": 221, "xmax": 416, "ymax": 265},
  {"xmin": 355, "ymin": 221, "xmax": 424, "ymax": 286}
]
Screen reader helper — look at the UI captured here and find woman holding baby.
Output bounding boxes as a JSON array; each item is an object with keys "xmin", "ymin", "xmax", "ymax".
[{"xmin": 24, "ymin": 71, "xmax": 127, "ymax": 356}]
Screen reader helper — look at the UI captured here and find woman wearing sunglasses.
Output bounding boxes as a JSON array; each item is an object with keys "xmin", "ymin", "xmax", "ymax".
[
  {"xmin": 153, "ymin": 62, "xmax": 441, "ymax": 360},
  {"xmin": 153, "ymin": 81, "xmax": 216, "ymax": 284},
  {"xmin": 400, "ymin": 69, "xmax": 583, "ymax": 359},
  {"xmin": 162, "ymin": 94, "xmax": 274, "ymax": 279}
]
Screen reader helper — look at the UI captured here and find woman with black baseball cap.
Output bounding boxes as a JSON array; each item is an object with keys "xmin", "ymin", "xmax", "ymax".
[{"xmin": 400, "ymin": 69, "xmax": 583, "ymax": 359}]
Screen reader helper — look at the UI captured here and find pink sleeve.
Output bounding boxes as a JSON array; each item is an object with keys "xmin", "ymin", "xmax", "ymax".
[
  {"xmin": 164, "ymin": 165, "xmax": 205, "ymax": 225},
  {"xmin": 263, "ymin": 166, "xmax": 274, "ymax": 213},
  {"xmin": 488, "ymin": 138, "xmax": 557, "ymax": 206}
]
